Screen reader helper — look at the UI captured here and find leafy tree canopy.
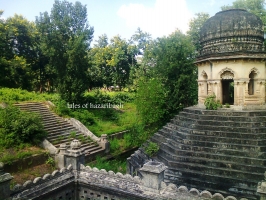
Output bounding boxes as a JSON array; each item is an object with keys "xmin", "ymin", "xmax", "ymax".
[{"xmin": 36, "ymin": 0, "xmax": 94, "ymax": 103}]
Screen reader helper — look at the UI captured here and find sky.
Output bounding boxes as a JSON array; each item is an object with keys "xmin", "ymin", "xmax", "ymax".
[{"xmin": 0, "ymin": 0, "xmax": 235, "ymax": 44}]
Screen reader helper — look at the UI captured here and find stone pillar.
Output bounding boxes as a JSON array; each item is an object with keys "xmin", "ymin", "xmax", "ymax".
[
  {"xmin": 55, "ymin": 143, "xmax": 68, "ymax": 169},
  {"xmin": 0, "ymin": 162, "xmax": 13, "ymax": 200},
  {"xmin": 139, "ymin": 161, "xmax": 167, "ymax": 193},
  {"xmin": 99, "ymin": 134, "xmax": 110, "ymax": 153},
  {"xmin": 64, "ymin": 139, "xmax": 85, "ymax": 170}
]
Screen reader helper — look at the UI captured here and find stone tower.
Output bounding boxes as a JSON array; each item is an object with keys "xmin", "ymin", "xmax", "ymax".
[{"xmin": 196, "ymin": 9, "xmax": 266, "ymax": 107}]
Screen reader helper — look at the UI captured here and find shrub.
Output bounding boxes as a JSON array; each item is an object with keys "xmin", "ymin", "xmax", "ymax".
[
  {"xmin": 111, "ymin": 92, "xmax": 135, "ymax": 104},
  {"xmin": 70, "ymin": 109, "xmax": 95, "ymax": 126},
  {"xmin": 110, "ymin": 138, "xmax": 120, "ymax": 155},
  {"xmin": 204, "ymin": 94, "xmax": 222, "ymax": 110},
  {"xmin": 53, "ymin": 99, "xmax": 71, "ymax": 117},
  {"xmin": 0, "ymin": 106, "xmax": 47, "ymax": 147},
  {"xmin": 225, "ymin": 103, "xmax": 230, "ymax": 108},
  {"xmin": 144, "ymin": 142, "xmax": 159, "ymax": 157}
]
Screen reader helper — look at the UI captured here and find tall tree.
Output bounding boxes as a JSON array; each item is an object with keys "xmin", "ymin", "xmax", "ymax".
[
  {"xmin": 36, "ymin": 0, "xmax": 94, "ymax": 103},
  {"xmin": 0, "ymin": 13, "xmax": 39, "ymax": 90},
  {"xmin": 131, "ymin": 27, "xmax": 152, "ymax": 55},
  {"xmin": 94, "ymin": 34, "xmax": 108, "ymax": 48},
  {"xmin": 137, "ymin": 30, "xmax": 197, "ymax": 125},
  {"xmin": 89, "ymin": 35, "xmax": 136, "ymax": 90}
]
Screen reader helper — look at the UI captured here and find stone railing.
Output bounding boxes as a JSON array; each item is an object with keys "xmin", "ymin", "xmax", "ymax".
[
  {"xmin": 1, "ymin": 139, "xmax": 264, "ymax": 200},
  {"xmin": 66, "ymin": 118, "xmax": 110, "ymax": 153}
]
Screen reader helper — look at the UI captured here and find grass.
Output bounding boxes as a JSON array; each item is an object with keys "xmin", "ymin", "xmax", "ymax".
[
  {"xmin": 0, "ymin": 87, "xmax": 59, "ymax": 104},
  {"xmin": 87, "ymin": 155, "xmax": 127, "ymax": 174},
  {"xmin": 10, "ymin": 163, "xmax": 56, "ymax": 188},
  {"xmin": 0, "ymin": 145, "xmax": 46, "ymax": 164},
  {"xmin": 88, "ymin": 103, "xmax": 138, "ymax": 136}
]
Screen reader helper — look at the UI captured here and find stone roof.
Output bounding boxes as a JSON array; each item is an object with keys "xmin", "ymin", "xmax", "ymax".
[{"xmin": 197, "ymin": 9, "xmax": 266, "ymax": 61}]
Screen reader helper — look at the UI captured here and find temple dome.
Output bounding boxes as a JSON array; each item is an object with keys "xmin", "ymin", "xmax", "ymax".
[{"xmin": 197, "ymin": 9, "xmax": 265, "ymax": 60}]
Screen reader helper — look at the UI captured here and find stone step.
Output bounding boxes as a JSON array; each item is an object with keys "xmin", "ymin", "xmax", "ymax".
[
  {"xmin": 156, "ymin": 130, "xmax": 266, "ymax": 154},
  {"xmin": 164, "ymin": 123, "xmax": 266, "ymax": 134},
  {"xmin": 178, "ymin": 111, "xmax": 266, "ymax": 122},
  {"xmin": 162, "ymin": 165, "xmax": 258, "ymax": 199},
  {"xmin": 44, "ymin": 125, "xmax": 74, "ymax": 133},
  {"xmin": 48, "ymin": 131, "xmax": 83, "ymax": 141},
  {"xmin": 183, "ymin": 107, "xmax": 266, "ymax": 117},
  {"xmin": 168, "ymin": 120, "xmax": 266, "ymax": 133},
  {"xmin": 151, "ymin": 136, "xmax": 266, "ymax": 159},
  {"xmin": 14, "ymin": 102, "xmax": 102, "ymax": 163},
  {"xmin": 172, "ymin": 117, "xmax": 266, "ymax": 128},
  {"xmin": 46, "ymin": 130, "xmax": 82, "ymax": 140},
  {"xmin": 158, "ymin": 128, "xmax": 266, "ymax": 146},
  {"xmin": 159, "ymin": 144, "xmax": 266, "ymax": 173},
  {"xmin": 42, "ymin": 121, "xmax": 66, "ymax": 128},
  {"xmin": 158, "ymin": 141, "xmax": 266, "ymax": 166},
  {"xmin": 159, "ymin": 155, "xmax": 262, "ymax": 185},
  {"xmin": 158, "ymin": 126, "xmax": 266, "ymax": 140}
]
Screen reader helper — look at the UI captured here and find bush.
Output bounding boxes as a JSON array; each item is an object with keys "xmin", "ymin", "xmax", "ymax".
[
  {"xmin": 53, "ymin": 99, "xmax": 71, "ymax": 117},
  {"xmin": 110, "ymin": 138, "xmax": 120, "ymax": 154},
  {"xmin": 144, "ymin": 142, "xmax": 159, "ymax": 157},
  {"xmin": 204, "ymin": 94, "xmax": 222, "ymax": 110},
  {"xmin": 0, "ymin": 106, "xmax": 47, "ymax": 147},
  {"xmin": 70, "ymin": 109, "xmax": 95, "ymax": 126},
  {"xmin": 111, "ymin": 93, "xmax": 134, "ymax": 104}
]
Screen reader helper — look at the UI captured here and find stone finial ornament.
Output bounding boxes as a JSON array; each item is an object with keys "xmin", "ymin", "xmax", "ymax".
[{"xmin": 70, "ymin": 139, "xmax": 81, "ymax": 150}]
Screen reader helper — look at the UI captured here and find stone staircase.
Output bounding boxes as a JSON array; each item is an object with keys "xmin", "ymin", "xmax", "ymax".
[
  {"xmin": 128, "ymin": 107, "xmax": 266, "ymax": 199},
  {"xmin": 14, "ymin": 102, "xmax": 104, "ymax": 159}
]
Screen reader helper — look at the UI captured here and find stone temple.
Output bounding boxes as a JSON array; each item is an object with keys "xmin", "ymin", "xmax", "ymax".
[
  {"xmin": 197, "ymin": 9, "xmax": 266, "ymax": 107},
  {"xmin": 128, "ymin": 9, "xmax": 266, "ymax": 199}
]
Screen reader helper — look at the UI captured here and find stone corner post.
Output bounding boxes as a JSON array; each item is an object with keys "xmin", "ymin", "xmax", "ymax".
[
  {"xmin": 99, "ymin": 134, "xmax": 110, "ymax": 153},
  {"xmin": 0, "ymin": 162, "xmax": 13, "ymax": 200},
  {"xmin": 64, "ymin": 139, "xmax": 85, "ymax": 170},
  {"xmin": 139, "ymin": 161, "xmax": 167, "ymax": 193}
]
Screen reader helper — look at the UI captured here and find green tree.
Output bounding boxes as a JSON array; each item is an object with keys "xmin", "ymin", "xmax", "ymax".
[
  {"xmin": 36, "ymin": 0, "xmax": 94, "ymax": 103},
  {"xmin": 89, "ymin": 35, "xmax": 136, "ymax": 90},
  {"xmin": 135, "ymin": 77, "xmax": 166, "ymax": 126},
  {"xmin": 0, "ymin": 13, "xmax": 39, "ymax": 90},
  {"xmin": 108, "ymin": 35, "xmax": 136, "ymax": 90},
  {"xmin": 137, "ymin": 30, "xmax": 197, "ymax": 125},
  {"xmin": 88, "ymin": 45, "xmax": 112, "ymax": 88},
  {"xmin": 94, "ymin": 34, "xmax": 108, "ymax": 48},
  {"xmin": 131, "ymin": 27, "xmax": 152, "ymax": 55}
]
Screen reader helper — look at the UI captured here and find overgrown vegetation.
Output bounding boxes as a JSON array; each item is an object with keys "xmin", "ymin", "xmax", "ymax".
[
  {"xmin": 0, "ymin": 105, "xmax": 47, "ymax": 147},
  {"xmin": 0, "ymin": 145, "xmax": 45, "ymax": 164},
  {"xmin": 144, "ymin": 142, "xmax": 160, "ymax": 157},
  {"xmin": 204, "ymin": 94, "xmax": 222, "ymax": 110},
  {"xmin": 87, "ymin": 156, "xmax": 127, "ymax": 174}
]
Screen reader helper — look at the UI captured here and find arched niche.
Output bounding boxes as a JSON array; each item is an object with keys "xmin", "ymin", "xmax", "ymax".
[
  {"xmin": 201, "ymin": 70, "xmax": 208, "ymax": 95},
  {"xmin": 220, "ymin": 69, "xmax": 234, "ymax": 104},
  {"xmin": 248, "ymin": 68, "xmax": 258, "ymax": 95}
]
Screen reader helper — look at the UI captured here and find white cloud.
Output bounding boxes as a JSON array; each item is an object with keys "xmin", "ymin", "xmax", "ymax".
[
  {"xmin": 117, "ymin": 0, "xmax": 193, "ymax": 38},
  {"xmin": 209, "ymin": 0, "xmax": 216, "ymax": 6}
]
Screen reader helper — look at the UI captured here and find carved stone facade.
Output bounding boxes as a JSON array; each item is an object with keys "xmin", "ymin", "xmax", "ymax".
[{"xmin": 196, "ymin": 9, "xmax": 266, "ymax": 107}]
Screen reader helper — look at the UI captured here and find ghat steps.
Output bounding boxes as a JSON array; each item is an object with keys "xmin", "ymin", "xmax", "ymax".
[
  {"xmin": 128, "ymin": 107, "xmax": 266, "ymax": 199},
  {"xmin": 14, "ymin": 102, "xmax": 104, "ymax": 159}
]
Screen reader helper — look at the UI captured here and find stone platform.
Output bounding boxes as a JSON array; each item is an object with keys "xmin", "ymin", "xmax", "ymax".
[{"xmin": 127, "ymin": 107, "xmax": 266, "ymax": 199}]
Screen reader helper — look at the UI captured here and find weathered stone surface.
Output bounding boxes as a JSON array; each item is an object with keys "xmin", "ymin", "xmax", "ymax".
[{"xmin": 128, "ymin": 107, "xmax": 266, "ymax": 199}]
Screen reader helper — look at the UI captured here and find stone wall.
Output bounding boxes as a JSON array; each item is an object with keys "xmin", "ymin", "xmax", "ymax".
[{"xmin": 1, "ymin": 139, "xmax": 260, "ymax": 200}]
